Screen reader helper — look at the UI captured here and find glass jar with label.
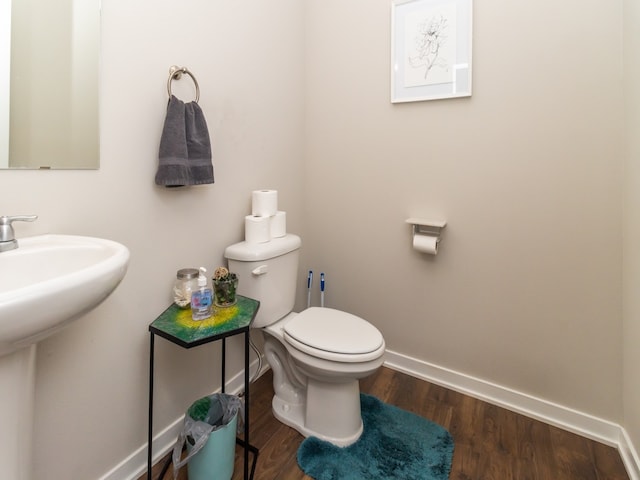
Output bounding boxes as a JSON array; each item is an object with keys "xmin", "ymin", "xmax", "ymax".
[{"xmin": 173, "ymin": 268, "xmax": 199, "ymax": 308}]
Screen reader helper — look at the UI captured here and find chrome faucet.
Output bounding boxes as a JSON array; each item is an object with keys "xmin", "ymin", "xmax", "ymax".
[{"xmin": 0, "ymin": 215, "xmax": 38, "ymax": 252}]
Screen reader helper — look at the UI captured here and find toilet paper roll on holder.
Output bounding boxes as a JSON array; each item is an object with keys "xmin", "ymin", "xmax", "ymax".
[{"xmin": 406, "ymin": 218, "xmax": 447, "ymax": 242}]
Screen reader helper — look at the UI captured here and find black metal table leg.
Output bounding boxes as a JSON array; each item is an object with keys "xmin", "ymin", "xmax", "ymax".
[
  {"xmin": 221, "ymin": 337, "xmax": 226, "ymax": 393},
  {"xmin": 244, "ymin": 330, "xmax": 250, "ymax": 480},
  {"xmin": 148, "ymin": 332, "xmax": 155, "ymax": 479}
]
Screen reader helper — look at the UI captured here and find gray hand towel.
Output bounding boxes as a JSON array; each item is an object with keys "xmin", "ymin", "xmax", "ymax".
[{"xmin": 155, "ymin": 95, "xmax": 214, "ymax": 187}]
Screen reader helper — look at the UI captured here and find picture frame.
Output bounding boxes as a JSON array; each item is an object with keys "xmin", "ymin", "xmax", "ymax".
[{"xmin": 391, "ymin": 0, "xmax": 472, "ymax": 103}]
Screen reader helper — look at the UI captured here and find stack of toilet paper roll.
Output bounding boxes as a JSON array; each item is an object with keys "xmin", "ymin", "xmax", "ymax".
[{"xmin": 245, "ymin": 190, "xmax": 287, "ymax": 243}]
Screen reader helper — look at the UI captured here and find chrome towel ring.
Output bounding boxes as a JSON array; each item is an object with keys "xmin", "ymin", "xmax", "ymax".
[{"xmin": 167, "ymin": 65, "xmax": 200, "ymax": 103}]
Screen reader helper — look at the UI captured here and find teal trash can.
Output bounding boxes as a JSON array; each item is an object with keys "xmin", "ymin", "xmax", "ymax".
[
  {"xmin": 187, "ymin": 411, "xmax": 238, "ymax": 480},
  {"xmin": 172, "ymin": 394, "xmax": 243, "ymax": 480}
]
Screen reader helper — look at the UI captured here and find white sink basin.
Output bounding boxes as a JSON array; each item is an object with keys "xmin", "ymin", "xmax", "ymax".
[{"xmin": 0, "ymin": 234, "xmax": 130, "ymax": 356}]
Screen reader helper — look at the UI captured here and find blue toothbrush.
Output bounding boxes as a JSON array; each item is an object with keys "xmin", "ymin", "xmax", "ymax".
[
  {"xmin": 320, "ymin": 273, "xmax": 325, "ymax": 307},
  {"xmin": 307, "ymin": 270, "xmax": 313, "ymax": 308}
]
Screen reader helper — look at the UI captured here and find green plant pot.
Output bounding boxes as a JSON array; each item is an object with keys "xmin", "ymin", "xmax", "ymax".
[{"xmin": 213, "ymin": 278, "xmax": 238, "ymax": 307}]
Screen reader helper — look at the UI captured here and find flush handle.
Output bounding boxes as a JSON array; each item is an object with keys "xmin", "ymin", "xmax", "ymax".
[{"xmin": 252, "ymin": 265, "xmax": 268, "ymax": 276}]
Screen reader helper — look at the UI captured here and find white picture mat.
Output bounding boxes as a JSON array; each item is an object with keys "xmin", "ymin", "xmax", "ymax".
[{"xmin": 391, "ymin": 0, "xmax": 472, "ymax": 103}]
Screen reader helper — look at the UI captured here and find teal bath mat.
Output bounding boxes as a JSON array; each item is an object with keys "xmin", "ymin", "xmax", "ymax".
[{"xmin": 297, "ymin": 394, "xmax": 454, "ymax": 480}]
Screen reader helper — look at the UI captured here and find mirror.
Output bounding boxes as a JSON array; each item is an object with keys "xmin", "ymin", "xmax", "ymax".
[{"xmin": 0, "ymin": 0, "xmax": 100, "ymax": 169}]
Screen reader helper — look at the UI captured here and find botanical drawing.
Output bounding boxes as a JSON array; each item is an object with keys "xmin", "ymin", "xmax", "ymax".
[{"xmin": 403, "ymin": 5, "xmax": 457, "ymax": 87}]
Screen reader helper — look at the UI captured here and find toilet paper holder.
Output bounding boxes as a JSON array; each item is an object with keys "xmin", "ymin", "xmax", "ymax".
[{"xmin": 406, "ymin": 218, "xmax": 447, "ymax": 239}]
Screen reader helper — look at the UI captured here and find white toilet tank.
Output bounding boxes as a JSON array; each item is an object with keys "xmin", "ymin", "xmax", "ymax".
[{"xmin": 224, "ymin": 234, "xmax": 301, "ymax": 328}]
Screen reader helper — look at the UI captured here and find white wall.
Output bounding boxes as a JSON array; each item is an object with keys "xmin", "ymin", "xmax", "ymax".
[
  {"xmin": 302, "ymin": 0, "xmax": 623, "ymax": 422},
  {"xmin": 0, "ymin": 0, "xmax": 305, "ymax": 478},
  {"xmin": 624, "ymin": 0, "xmax": 640, "ymax": 461}
]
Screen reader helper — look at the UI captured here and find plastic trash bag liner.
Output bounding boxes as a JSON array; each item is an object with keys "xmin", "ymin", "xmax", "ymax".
[{"xmin": 171, "ymin": 393, "xmax": 244, "ymax": 478}]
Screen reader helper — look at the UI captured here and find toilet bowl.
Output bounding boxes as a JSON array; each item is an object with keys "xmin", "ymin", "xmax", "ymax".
[
  {"xmin": 225, "ymin": 234, "xmax": 386, "ymax": 446},
  {"xmin": 264, "ymin": 308, "xmax": 385, "ymax": 445}
]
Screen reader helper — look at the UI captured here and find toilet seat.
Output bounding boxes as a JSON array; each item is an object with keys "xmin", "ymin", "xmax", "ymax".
[{"xmin": 283, "ymin": 307, "xmax": 384, "ymax": 363}]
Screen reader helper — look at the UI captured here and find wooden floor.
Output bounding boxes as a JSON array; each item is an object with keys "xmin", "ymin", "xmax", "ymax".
[{"xmin": 144, "ymin": 366, "xmax": 629, "ymax": 480}]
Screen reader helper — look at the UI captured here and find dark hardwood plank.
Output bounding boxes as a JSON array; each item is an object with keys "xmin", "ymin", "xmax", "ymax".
[
  {"xmin": 591, "ymin": 439, "xmax": 629, "ymax": 480},
  {"xmin": 142, "ymin": 366, "xmax": 629, "ymax": 480},
  {"xmin": 513, "ymin": 414, "xmax": 556, "ymax": 479},
  {"xmin": 549, "ymin": 425, "xmax": 598, "ymax": 480}
]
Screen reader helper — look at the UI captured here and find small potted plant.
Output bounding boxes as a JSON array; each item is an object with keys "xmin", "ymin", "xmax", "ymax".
[{"xmin": 212, "ymin": 267, "xmax": 239, "ymax": 307}]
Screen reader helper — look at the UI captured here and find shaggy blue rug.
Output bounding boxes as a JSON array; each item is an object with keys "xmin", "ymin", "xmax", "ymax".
[{"xmin": 297, "ymin": 394, "xmax": 454, "ymax": 480}]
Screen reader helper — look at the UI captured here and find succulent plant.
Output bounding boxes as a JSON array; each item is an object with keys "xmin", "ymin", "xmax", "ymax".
[{"xmin": 213, "ymin": 266, "xmax": 237, "ymax": 281}]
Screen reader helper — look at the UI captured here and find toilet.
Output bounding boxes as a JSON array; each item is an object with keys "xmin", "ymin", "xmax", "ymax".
[{"xmin": 225, "ymin": 234, "xmax": 385, "ymax": 446}]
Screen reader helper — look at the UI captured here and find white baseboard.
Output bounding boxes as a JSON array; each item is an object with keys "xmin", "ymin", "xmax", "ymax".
[
  {"xmin": 620, "ymin": 428, "xmax": 640, "ymax": 480},
  {"xmin": 383, "ymin": 349, "xmax": 640, "ymax": 480},
  {"xmin": 98, "ymin": 359, "xmax": 262, "ymax": 480}
]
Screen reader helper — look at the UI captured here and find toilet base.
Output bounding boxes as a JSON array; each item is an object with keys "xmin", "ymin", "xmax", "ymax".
[{"xmin": 271, "ymin": 377, "xmax": 363, "ymax": 447}]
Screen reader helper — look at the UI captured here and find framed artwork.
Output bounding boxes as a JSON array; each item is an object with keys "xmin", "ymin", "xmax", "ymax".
[{"xmin": 391, "ymin": 0, "xmax": 472, "ymax": 103}]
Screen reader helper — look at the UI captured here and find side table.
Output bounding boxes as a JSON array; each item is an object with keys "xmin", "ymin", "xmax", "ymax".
[{"xmin": 148, "ymin": 295, "xmax": 260, "ymax": 480}]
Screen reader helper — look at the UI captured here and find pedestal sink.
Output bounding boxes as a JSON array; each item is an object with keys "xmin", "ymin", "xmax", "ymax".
[{"xmin": 0, "ymin": 234, "xmax": 130, "ymax": 480}]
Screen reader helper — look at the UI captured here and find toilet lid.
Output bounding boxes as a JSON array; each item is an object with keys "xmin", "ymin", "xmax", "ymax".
[{"xmin": 284, "ymin": 307, "xmax": 384, "ymax": 357}]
